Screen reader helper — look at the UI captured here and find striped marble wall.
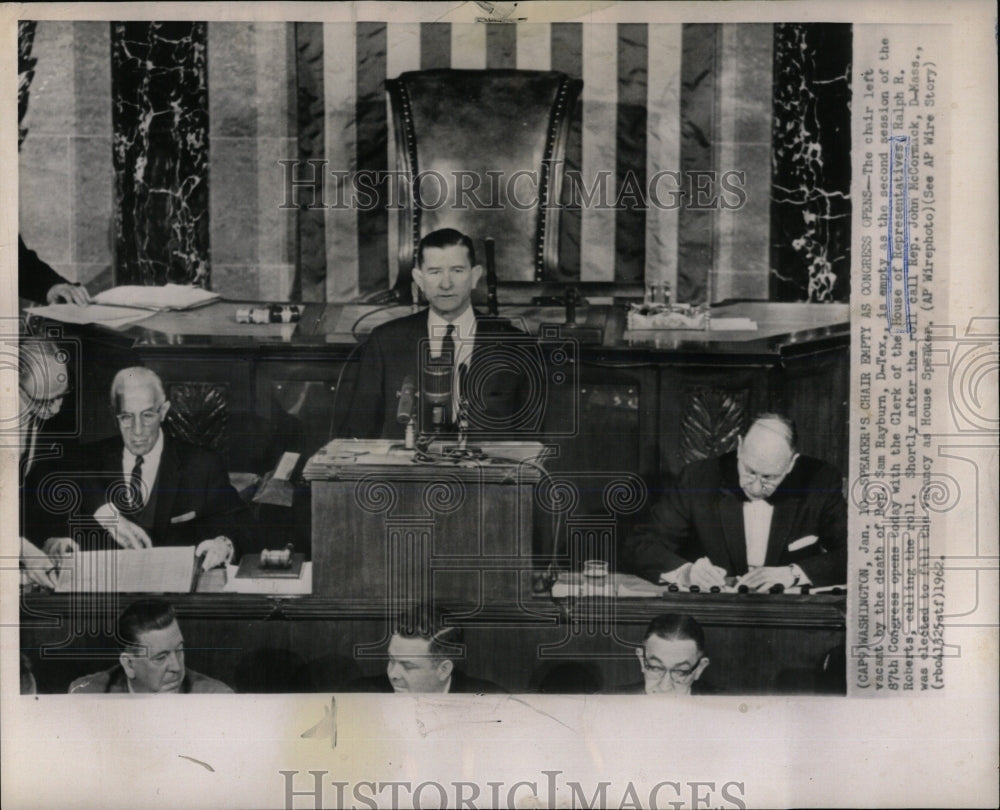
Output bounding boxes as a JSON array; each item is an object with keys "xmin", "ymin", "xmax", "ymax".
[{"xmin": 17, "ymin": 20, "xmax": 851, "ymax": 305}]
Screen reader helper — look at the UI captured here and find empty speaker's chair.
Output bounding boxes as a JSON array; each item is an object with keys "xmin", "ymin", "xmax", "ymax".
[{"xmin": 386, "ymin": 69, "xmax": 582, "ymax": 295}]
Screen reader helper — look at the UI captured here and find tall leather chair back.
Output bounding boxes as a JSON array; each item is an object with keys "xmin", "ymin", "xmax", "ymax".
[{"xmin": 386, "ymin": 69, "xmax": 582, "ymax": 293}]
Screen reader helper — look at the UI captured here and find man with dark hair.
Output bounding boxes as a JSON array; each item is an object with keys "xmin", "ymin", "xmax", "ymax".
[
  {"xmin": 69, "ymin": 599, "xmax": 231, "ymax": 693},
  {"xmin": 627, "ymin": 414, "xmax": 847, "ymax": 590},
  {"xmin": 609, "ymin": 613, "xmax": 711, "ymax": 696},
  {"xmin": 343, "ymin": 227, "xmax": 536, "ymax": 439},
  {"xmin": 351, "ymin": 605, "xmax": 504, "ymax": 694}
]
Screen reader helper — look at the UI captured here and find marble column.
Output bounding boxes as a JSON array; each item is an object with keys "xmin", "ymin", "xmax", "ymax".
[
  {"xmin": 770, "ymin": 23, "xmax": 852, "ymax": 302},
  {"xmin": 111, "ymin": 22, "xmax": 209, "ymax": 286},
  {"xmin": 18, "ymin": 21, "xmax": 38, "ymax": 147}
]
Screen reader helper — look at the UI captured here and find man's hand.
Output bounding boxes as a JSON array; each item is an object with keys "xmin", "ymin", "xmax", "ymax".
[
  {"xmin": 46, "ymin": 283, "xmax": 91, "ymax": 306},
  {"xmin": 20, "ymin": 537, "xmax": 58, "ymax": 589},
  {"xmin": 196, "ymin": 536, "xmax": 234, "ymax": 571},
  {"xmin": 42, "ymin": 536, "xmax": 80, "ymax": 561},
  {"xmin": 94, "ymin": 503, "xmax": 152, "ymax": 549},
  {"xmin": 738, "ymin": 565, "xmax": 797, "ymax": 591},
  {"xmin": 689, "ymin": 556, "xmax": 727, "ymax": 589}
]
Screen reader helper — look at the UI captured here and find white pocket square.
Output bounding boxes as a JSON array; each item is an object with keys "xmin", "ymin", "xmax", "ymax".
[
  {"xmin": 170, "ymin": 511, "xmax": 197, "ymax": 524},
  {"xmin": 788, "ymin": 535, "xmax": 819, "ymax": 552}
]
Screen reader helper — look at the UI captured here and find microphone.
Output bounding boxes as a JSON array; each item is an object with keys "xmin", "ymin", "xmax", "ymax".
[
  {"xmin": 422, "ymin": 346, "xmax": 453, "ymax": 433},
  {"xmin": 484, "ymin": 237, "xmax": 498, "ymax": 316},
  {"xmin": 396, "ymin": 376, "xmax": 416, "ymax": 425}
]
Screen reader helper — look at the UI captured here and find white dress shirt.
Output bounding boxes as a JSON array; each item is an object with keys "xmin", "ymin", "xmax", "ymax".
[
  {"xmin": 121, "ymin": 429, "xmax": 165, "ymax": 505},
  {"xmin": 743, "ymin": 498, "xmax": 774, "ymax": 568},
  {"xmin": 661, "ymin": 496, "xmax": 810, "ymax": 585}
]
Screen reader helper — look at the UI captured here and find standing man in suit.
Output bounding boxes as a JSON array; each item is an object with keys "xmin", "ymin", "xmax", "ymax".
[
  {"xmin": 627, "ymin": 414, "xmax": 847, "ymax": 590},
  {"xmin": 67, "ymin": 367, "xmax": 256, "ymax": 568},
  {"xmin": 350, "ymin": 605, "xmax": 504, "ymax": 694},
  {"xmin": 343, "ymin": 228, "xmax": 537, "ymax": 440}
]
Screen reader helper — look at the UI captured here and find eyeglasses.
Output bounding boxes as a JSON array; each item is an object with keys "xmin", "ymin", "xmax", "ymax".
[
  {"xmin": 736, "ymin": 455, "xmax": 788, "ymax": 487},
  {"xmin": 20, "ymin": 383, "xmax": 71, "ymax": 412},
  {"xmin": 115, "ymin": 404, "xmax": 165, "ymax": 429},
  {"xmin": 640, "ymin": 652, "xmax": 704, "ymax": 684}
]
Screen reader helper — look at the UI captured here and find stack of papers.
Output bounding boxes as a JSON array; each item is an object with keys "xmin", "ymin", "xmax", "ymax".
[
  {"xmin": 26, "ymin": 303, "xmax": 154, "ymax": 328},
  {"xmin": 54, "ymin": 546, "xmax": 197, "ymax": 593},
  {"xmin": 92, "ymin": 284, "xmax": 221, "ymax": 311}
]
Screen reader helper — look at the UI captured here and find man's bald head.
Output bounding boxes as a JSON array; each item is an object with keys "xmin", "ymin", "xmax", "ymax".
[{"xmin": 737, "ymin": 415, "xmax": 799, "ymax": 499}]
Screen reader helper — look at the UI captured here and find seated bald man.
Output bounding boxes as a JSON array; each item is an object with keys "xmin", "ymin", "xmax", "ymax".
[
  {"xmin": 626, "ymin": 414, "xmax": 847, "ymax": 590},
  {"xmin": 69, "ymin": 599, "xmax": 231, "ymax": 694},
  {"xmin": 18, "ymin": 340, "xmax": 78, "ymax": 588},
  {"xmin": 64, "ymin": 367, "xmax": 257, "ymax": 568}
]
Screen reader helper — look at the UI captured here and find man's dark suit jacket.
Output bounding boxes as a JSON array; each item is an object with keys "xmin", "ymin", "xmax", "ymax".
[
  {"xmin": 19, "ymin": 236, "xmax": 73, "ymax": 303},
  {"xmin": 342, "ymin": 309, "xmax": 537, "ymax": 440},
  {"xmin": 348, "ymin": 670, "xmax": 506, "ymax": 694},
  {"xmin": 626, "ymin": 451, "xmax": 847, "ymax": 586},
  {"xmin": 58, "ymin": 434, "xmax": 258, "ymax": 555}
]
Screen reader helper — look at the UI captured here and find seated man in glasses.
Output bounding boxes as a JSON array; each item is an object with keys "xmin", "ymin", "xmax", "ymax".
[
  {"xmin": 626, "ymin": 414, "xmax": 846, "ymax": 591},
  {"xmin": 608, "ymin": 613, "xmax": 711, "ymax": 696},
  {"xmin": 56, "ymin": 367, "xmax": 256, "ymax": 569}
]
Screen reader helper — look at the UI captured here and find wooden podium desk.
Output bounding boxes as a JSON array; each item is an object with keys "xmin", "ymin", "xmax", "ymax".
[{"xmin": 305, "ymin": 440, "xmax": 547, "ymax": 603}]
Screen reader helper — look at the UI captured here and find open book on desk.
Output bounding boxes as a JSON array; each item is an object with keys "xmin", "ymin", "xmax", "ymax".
[{"xmin": 54, "ymin": 546, "xmax": 200, "ymax": 593}]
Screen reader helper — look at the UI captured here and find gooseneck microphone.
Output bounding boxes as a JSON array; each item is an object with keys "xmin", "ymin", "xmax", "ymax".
[
  {"xmin": 485, "ymin": 237, "xmax": 499, "ymax": 316},
  {"xmin": 396, "ymin": 376, "xmax": 416, "ymax": 425}
]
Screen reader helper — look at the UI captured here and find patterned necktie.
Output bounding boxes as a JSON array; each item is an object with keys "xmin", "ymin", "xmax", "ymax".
[
  {"xmin": 441, "ymin": 324, "xmax": 457, "ymax": 422},
  {"xmin": 129, "ymin": 455, "xmax": 145, "ymax": 509},
  {"xmin": 441, "ymin": 323, "xmax": 456, "ymax": 365}
]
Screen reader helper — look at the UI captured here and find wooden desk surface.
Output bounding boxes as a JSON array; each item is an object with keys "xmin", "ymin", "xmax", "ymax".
[{"xmin": 116, "ymin": 299, "xmax": 848, "ymax": 359}]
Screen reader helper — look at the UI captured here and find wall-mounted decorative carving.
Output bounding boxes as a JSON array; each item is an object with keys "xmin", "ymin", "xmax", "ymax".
[
  {"xmin": 164, "ymin": 382, "xmax": 229, "ymax": 450},
  {"xmin": 678, "ymin": 387, "xmax": 749, "ymax": 464}
]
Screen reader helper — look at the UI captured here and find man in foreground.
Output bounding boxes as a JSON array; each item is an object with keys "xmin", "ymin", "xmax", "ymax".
[
  {"xmin": 351, "ymin": 605, "xmax": 504, "ymax": 694},
  {"xmin": 69, "ymin": 599, "xmax": 231, "ymax": 693},
  {"xmin": 608, "ymin": 613, "xmax": 711, "ymax": 696},
  {"xmin": 627, "ymin": 414, "xmax": 847, "ymax": 590}
]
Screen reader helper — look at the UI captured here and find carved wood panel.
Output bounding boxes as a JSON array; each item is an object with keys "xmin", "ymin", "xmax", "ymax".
[
  {"xmin": 164, "ymin": 381, "xmax": 230, "ymax": 451},
  {"xmin": 677, "ymin": 386, "xmax": 750, "ymax": 465}
]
